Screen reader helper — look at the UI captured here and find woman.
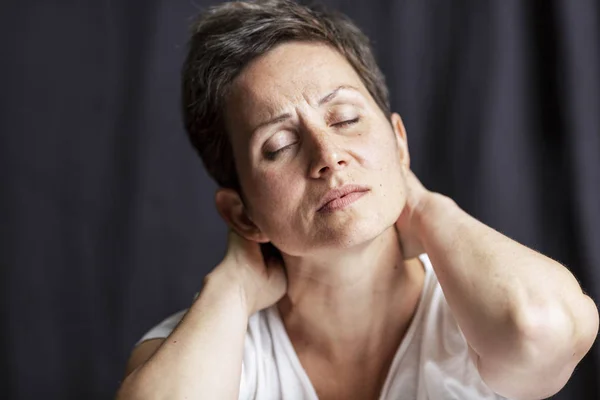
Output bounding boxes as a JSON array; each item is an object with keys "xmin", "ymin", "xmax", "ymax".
[{"xmin": 116, "ymin": 1, "xmax": 599, "ymax": 399}]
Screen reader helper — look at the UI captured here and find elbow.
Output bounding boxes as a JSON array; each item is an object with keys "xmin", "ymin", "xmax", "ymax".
[
  {"xmin": 480, "ymin": 296, "xmax": 599, "ymax": 400},
  {"xmin": 527, "ymin": 296, "xmax": 597, "ymax": 395},
  {"xmin": 516, "ymin": 293, "xmax": 599, "ymax": 366},
  {"xmin": 566, "ymin": 294, "xmax": 599, "ymax": 369}
]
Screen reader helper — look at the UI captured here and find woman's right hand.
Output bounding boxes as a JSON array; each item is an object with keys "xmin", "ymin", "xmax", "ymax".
[{"xmin": 207, "ymin": 230, "xmax": 287, "ymax": 316}]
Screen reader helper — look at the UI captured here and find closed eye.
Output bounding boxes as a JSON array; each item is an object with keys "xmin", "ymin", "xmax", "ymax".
[
  {"xmin": 264, "ymin": 118, "xmax": 358, "ymax": 160},
  {"xmin": 333, "ymin": 118, "xmax": 359, "ymax": 128},
  {"xmin": 264, "ymin": 143, "xmax": 296, "ymax": 160}
]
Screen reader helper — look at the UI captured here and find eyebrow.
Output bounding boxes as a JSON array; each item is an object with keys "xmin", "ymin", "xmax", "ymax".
[
  {"xmin": 318, "ymin": 84, "xmax": 359, "ymax": 106},
  {"xmin": 251, "ymin": 85, "xmax": 360, "ymax": 135}
]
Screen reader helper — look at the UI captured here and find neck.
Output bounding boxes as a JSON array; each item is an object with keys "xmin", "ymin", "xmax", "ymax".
[{"xmin": 277, "ymin": 226, "xmax": 425, "ymax": 363}]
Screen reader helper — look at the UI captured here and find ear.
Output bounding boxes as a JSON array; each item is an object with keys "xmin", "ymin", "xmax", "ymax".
[
  {"xmin": 215, "ymin": 188, "xmax": 270, "ymax": 243},
  {"xmin": 390, "ymin": 112, "xmax": 410, "ymax": 168}
]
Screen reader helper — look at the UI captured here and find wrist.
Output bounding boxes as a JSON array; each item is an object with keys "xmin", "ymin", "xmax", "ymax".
[
  {"xmin": 413, "ymin": 193, "xmax": 459, "ymax": 238},
  {"xmin": 203, "ymin": 265, "xmax": 253, "ymax": 318}
]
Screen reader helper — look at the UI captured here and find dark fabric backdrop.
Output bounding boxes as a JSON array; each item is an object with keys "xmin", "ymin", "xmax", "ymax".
[{"xmin": 1, "ymin": 0, "xmax": 598, "ymax": 399}]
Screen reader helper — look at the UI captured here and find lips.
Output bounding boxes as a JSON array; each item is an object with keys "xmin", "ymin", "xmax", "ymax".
[{"xmin": 317, "ymin": 184, "xmax": 370, "ymax": 212}]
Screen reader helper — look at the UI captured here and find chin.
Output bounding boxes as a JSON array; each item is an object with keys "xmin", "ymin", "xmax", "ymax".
[
  {"xmin": 313, "ymin": 207, "xmax": 396, "ymax": 250},
  {"xmin": 271, "ymin": 197, "xmax": 402, "ymax": 256}
]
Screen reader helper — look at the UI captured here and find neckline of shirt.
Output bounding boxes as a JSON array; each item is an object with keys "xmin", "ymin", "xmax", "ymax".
[{"xmin": 265, "ymin": 253, "xmax": 436, "ymax": 400}]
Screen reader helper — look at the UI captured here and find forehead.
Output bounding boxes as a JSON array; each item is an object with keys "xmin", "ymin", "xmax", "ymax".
[{"xmin": 225, "ymin": 41, "xmax": 369, "ymax": 135}]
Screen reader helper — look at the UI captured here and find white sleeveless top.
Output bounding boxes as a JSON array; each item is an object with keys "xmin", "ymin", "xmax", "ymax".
[{"xmin": 138, "ymin": 254, "xmax": 507, "ymax": 400}]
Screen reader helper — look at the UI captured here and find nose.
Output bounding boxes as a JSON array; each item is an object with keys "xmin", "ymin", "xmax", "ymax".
[{"xmin": 308, "ymin": 132, "xmax": 349, "ymax": 179}]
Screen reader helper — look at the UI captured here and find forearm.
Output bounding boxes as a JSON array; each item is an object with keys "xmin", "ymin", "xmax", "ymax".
[
  {"xmin": 416, "ymin": 194, "xmax": 598, "ymax": 378},
  {"xmin": 117, "ymin": 268, "xmax": 249, "ymax": 400}
]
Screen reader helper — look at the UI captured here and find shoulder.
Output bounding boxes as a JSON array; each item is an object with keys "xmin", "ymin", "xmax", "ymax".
[
  {"xmin": 241, "ymin": 307, "xmax": 288, "ymax": 398},
  {"xmin": 416, "ymin": 254, "xmax": 507, "ymax": 399},
  {"xmin": 128, "ymin": 308, "xmax": 280, "ymax": 399},
  {"xmin": 133, "ymin": 307, "xmax": 276, "ymax": 365},
  {"xmin": 136, "ymin": 309, "xmax": 188, "ymax": 345},
  {"xmin": 121, "ymin": 310, "xmax": 188, "ymax": 378},
  {"xmin": 417, "ymin": 253, "xmax": 478, "ymax": 362},
  {"xmin": 243, "ymin": 306, "xmax": 283, "ymax": 371}
]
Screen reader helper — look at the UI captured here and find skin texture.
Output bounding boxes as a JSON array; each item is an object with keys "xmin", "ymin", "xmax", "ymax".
[
  {"xmin": 116, "ymin": 41, "xmax": 599, "ymax": 400},
  {"xmin": 217, "ymin": 42, "xmax": 423, "ymax": 399},
  {"xmin": 223, "ymin": 41, "xmax": 408, "ymax": 257}
]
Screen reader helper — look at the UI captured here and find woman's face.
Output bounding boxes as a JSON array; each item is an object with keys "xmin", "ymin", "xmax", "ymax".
[{"xmin": 224, "ymin": 41, "xmax": 409, "ymax": 257}]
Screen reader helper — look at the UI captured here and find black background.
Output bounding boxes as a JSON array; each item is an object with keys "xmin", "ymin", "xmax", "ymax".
[{"xmin": 1, "ymin": 0, "xmax": 598, "ymax": 399}]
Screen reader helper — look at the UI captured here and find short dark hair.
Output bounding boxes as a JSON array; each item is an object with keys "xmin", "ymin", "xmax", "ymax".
[{"xmin": 182, "ymin": 0, "xmax": 390, "ymax": 191}]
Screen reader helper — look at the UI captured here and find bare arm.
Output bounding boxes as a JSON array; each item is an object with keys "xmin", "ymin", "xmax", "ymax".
[
  {"xmin": 116, "ymin": 232, "xmax": 286, "ymax": 400},
  {"xmin": 123, "ymin": 338, "xmax": 164, "ymax": 378},
  {"xmin": 414, "ymin": 191, "xmax": 599, "ymax": 399},
  {"xmin": 116, "ymin": 272, "xmax": 249, "ymax": 400}
]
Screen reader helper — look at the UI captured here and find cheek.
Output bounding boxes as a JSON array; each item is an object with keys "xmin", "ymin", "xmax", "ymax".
[
  {"xmin": 358, "ymin": 131, "xmax": 402, "ymax": 172},
  {"xmin": 260, "ymin": 169, "xmax": 295, "ymax": 201},
  {"xmin": 360, "ymin": 131, "xmax": 406, "ymax": 206},
  {"xmin": 248, "ymin": 169, "xmax": 304, "ymax": 226}
]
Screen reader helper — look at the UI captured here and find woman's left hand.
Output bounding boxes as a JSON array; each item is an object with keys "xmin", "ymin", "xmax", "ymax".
[{"xmin": 395, "ymin": 168, "xmax": 433, "ymax": 259}]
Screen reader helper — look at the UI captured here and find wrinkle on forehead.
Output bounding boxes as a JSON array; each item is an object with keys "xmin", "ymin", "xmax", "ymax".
[{"xmin": 224, "ymin": 41, "xmax": 368, "ymax": 143}]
